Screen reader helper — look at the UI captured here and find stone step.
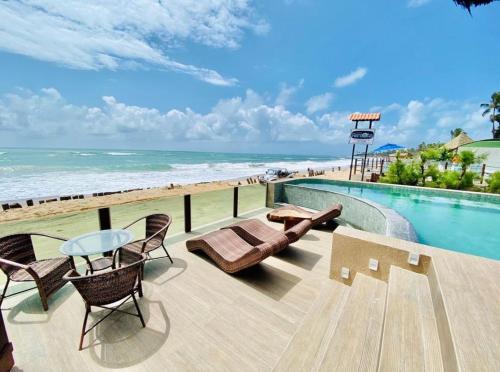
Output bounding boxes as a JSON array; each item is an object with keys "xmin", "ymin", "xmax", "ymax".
[
  {"xmin": 273, "ymin": 280, "xmax": 349, "ymax": 371},
  {"xmin": 378, "ymin": 266, "xmax": 443, "ymax": 372},
  {"xmin": 318, "ymin": 273, "xmax": 387, "ymax": 372}
]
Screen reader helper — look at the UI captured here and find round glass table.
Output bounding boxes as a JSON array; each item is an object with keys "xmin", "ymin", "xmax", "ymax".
[{"xmin": 60, "ymin": 229, "xmax": 133, "ymax": 273}]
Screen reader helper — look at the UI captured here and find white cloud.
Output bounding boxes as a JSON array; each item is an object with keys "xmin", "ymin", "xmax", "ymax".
[
  {"xmin": 305, "ymin": 93, "xmax": 334, "ymax": 114},
  {"xmin": 0, "ymin": 1, "xmax": 268, "ymax": 86},
  {"xmin": 275, "ymin": 79, "xmax": 304, "ymax": 106},
  {"xmin": 334, "ymin": 67, "xmax": 368, "ymax": 88},
  {"xmin": 0, "ymin": 88, "xmax": 491, "ymax": 150},
  {"xmin": 375, "ymin": 98, "xmax": 489, "ymax": 146},
  {"xmin": 408, "ymin": 0, "xmax": 432, "ymax": 8}
]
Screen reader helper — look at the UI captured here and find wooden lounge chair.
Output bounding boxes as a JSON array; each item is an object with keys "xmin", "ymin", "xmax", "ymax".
[
  {"xmin": 267, "ymin": 204, "xmax": 342, "ymax": 227},
  {"xmin": 0, "ymin": 233, "xmax": 75, "ymax": 311},
  {"xmin": 186, "ymin": 229, "xmax": 281, "ymax": 273},
  {"xmin": 120, "ymin": 214, "xmax": 173, "ymax": 266},
  {"xmin": 222, "ymin": 218, "xmax": 312, "ymax": 252},
  {"xmin": 63, "ymin": 252, "xmax": 146, "ymax": 350}
]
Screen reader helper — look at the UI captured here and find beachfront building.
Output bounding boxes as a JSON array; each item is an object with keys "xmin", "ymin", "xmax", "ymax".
[{"xmin": 459, "ymin": 139, "xmax": 500, "ymax": 174}]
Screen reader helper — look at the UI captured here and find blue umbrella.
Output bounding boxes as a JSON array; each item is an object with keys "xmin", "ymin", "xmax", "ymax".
[{"xmin": 372, "ymin": 143, "xmax": 405, "ymax": 153}]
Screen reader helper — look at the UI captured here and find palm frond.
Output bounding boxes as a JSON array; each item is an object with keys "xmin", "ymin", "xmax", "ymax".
[{"xmin": 453, "ymin": 0, "xmax": 495, "ymax": 11}]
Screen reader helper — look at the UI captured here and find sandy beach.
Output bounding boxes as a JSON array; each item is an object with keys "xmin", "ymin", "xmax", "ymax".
[{"xmin": 0, "ymin": 169, "xmax": 350, "ymax": 224}]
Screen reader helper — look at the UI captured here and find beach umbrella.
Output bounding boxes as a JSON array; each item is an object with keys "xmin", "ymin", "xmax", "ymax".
[
  {"xmin": 443, "ymin": 132, "xmax": 474, "ymax": 151},
  {"xmin": 372, "ymin": 143, "xmax": 405, "ymax": 154}
]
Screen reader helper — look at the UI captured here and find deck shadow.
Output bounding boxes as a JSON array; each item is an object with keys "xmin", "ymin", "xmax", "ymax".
[
  {"xmin": 300, "ymin": 234, "xmax": 320, "ymax": 242},
  {"xmin": 234, "ymin": 263, "xmax": 301, "ymax": 301},
  {"xmin": 144, "ymin": 257, "xmax": 188, "ymax": 285},
  {"xmin": 274, "ymin": 245, "xmax": 323, "ymax": 271},
  {"xmin": 6, "ymin": 283, "xmax": 74, "ymax": 324},
  {"xmin": 88, "ymin": 299, "xmax": 170, "ymax": 368}
]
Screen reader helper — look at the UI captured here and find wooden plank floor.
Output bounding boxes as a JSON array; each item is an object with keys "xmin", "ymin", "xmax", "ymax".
[{"xmin": 3, "ymin": 214, "xmax": 345, "ymax": 371}]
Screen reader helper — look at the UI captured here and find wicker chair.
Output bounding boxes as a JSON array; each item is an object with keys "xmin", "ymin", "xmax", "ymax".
[
  {"xmin": 0, "ymin": 233, "xmax": 74, "ymax": 311},
  {"xmin": 63, "ymin": 252, "xmax": 146, "ymax": 350},
  {"xmin": 120, "ymin": 214, "xmax": 172, "ymax": 266}
]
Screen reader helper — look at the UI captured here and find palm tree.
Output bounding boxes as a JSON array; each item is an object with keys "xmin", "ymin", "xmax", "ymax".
[
  {"xmin": 480, "ymin": 92, "xmax": 500, "ymax": 138},
  {"xmin": 450, "ymin": 128, "xmax": 464, "ymax": 139},
  {"xmin": 453, "ymin": 0, "xmax": 495, "ymax": 11}
]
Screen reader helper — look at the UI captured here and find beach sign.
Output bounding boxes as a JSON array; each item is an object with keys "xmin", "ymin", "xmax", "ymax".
[{"xmin": 349, "ymin": 128, "xmax": 376, "ymax": 145}]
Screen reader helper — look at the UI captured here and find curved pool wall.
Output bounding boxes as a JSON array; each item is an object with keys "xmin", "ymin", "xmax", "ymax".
[{"xmin": 268, "ymin": 179, "xmax": 417, "ymax": 241}]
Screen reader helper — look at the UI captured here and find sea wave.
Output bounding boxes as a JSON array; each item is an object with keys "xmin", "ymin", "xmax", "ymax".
[
  {"xmin": 0, "ymin": 152, "xmax": 6, "ymax": 156},
  {"xmin": 0, "ymin": 154, "xmax": 350, "ymax": 201},
  {"xmin": 106, "ymin": 152, "xmax": 137, "ymax": 156}
]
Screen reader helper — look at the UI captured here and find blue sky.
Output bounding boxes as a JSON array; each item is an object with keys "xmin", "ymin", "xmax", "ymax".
[{"xmin": 0, "ymin": 0, "xmax": 498, "ymax": 155}]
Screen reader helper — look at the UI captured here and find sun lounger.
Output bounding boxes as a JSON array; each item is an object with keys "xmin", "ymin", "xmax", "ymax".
[
  {"xmin": 222, "ymin": 218, "xmax": 313, "ymax": 248},
  {"xmin": 186, "ymin": 229, "xmax": 281, "ymax": 273},
  {"xmin": 267, "ymin": 204, "xmax": 342, "ymax": 227}
]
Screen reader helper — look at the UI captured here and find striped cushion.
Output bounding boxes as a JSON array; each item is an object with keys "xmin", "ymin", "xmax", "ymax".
[{"xmin": 222, "ymin": 219, "xmax": 289, "ymax": 253}]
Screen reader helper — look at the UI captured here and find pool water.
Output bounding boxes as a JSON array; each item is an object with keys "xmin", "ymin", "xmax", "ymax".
[{"xmin": 294, "ymin": 182, "xmax": 500, "ymax": 260}]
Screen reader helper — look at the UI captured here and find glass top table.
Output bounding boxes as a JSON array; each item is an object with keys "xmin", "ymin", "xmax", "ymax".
[{"xmin": 60, "ymin": 229, "xmax": 133, "ymax": 257}]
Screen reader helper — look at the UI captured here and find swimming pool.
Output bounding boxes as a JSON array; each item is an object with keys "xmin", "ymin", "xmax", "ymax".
[{"xmin": 292, "ymin": 180, "xmax": 500, "ymax": 260}]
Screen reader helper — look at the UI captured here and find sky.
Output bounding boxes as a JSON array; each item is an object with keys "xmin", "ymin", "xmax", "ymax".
[{"xmin": 0, "ymin": 0, "xmax": 498, "ymax": 156}]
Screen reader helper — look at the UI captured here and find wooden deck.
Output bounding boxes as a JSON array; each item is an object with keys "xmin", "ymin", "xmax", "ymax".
[
  {"xmin": 4, "ymin": 213, "xmax": 341, "ymax": 371},
  {"xmin": 3, "ymin": 211, "xmax": 500, "ymax": 371}
]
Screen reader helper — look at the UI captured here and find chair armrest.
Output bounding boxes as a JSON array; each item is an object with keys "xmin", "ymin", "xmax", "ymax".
[
  {"xmin": 0, "ymin": 257, "xmax": 29, "ymax": 271},
  {"xmin": 122, "ymin": 216, "xmax": 148, "ymax": 229},
  {"xmin": 0, "ymin": 258, "xmax": 40, "ymax": 281},
  {"xmin": 29, "ymin": 233, "xmax": 68, "ymax": 242},
  {"xmin": 143, "ymin": 224, "xmax": 170, "ymax": 244},
  {"xmin": 63, "ymin": 269, "xmax": 81, "ymax": 282}
]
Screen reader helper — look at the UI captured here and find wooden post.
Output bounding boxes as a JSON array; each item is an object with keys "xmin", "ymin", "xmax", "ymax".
[
  {"xmin": 353, "ymin": 158, "xmax": 358, "ymax": 174},
  {"xmin": 233, "ymin": 187, "xmax": 238, "ymax": 218},
  {"xmin": 380, "ymin": 159, "xmax": 384, "ymax": 174},
  {"xmin": 98, "ymin": 208, "xmax": 112, "ymax": 257},
  {"xmin": 348, "ymin": 120, "xmax": 359, "ymax": 180},
  {"xmin": 444, "ymin": 162, "xmax": 448, "ymax": 170},
  {"xmin": 98, "ymin": 208, "xmax": 111, "ymax": 230},
  {"xmin": 360, "ymin": 120, "xmax": 373, "ymax": 182},
  {"xmin": 480, "ymin": 164, "xmax": 486, "ymax": 184},
  {"xmin": 184, "ymin": 194, "xmax": 191, "ymax": 233}
]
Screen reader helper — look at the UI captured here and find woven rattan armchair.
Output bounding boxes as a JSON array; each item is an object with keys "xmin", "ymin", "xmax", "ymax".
[
  {"xmin": 121, "ymin": 214, "xmax": 172, "ymax": 266},
  {"xmin": 0, "ymin": 233, "xmax": 75, "ymax": 311},
  {"xmin": 63, "ymin": 252, "xmax": 146, "ymax": 350}
]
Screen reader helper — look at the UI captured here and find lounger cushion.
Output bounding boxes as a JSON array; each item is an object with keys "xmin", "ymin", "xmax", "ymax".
[
  {"xmin": 222, "ymin": 219, "xmax": 289, "ymax": 254},
  {"xmin": 267, "ymin": 204, "xmax": 342, "ymax": 226},
  {"xmin": 311, "ymin": 204, "xmax": 343, "ymax": 225},
  {"xmin": 186, "ymin": 229, "xmax": 267, "ymax": 273}
]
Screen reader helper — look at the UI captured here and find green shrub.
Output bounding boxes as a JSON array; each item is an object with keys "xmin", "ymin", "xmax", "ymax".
[
  {"xmin": 487, "ymin": 171, "xmax": 500, "ymax": 193},
  {"xmin": 380, "ymin": 154, "xmax": 406, "ymax": 184},
  {"xmin": 425, "ymin": 164, "xmax": 441, "ymax": 183},
  {"xmin": 380, "ymin": 158, "xmax": 419, "ymax": 186},
  {"xmin": 439, "ymin": 170, "xmax": 475, "ymax": 190},
  {"xmin": 459, "ymin": 172, "xmax": 475, "ymax": 189},
  {"xmin": 402, "ymin": 162, "xmax": 420, "ymax": 186},
  {"xmin": 440, "ymin": 170, "xmax": 461, "ymax": 189}
]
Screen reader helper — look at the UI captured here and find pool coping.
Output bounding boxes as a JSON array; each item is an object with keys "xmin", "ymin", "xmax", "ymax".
[
  {"xmin": 283, "ymin": 183, "xmax": 417, "ymax": 242},
  {"xmin": 294, "ymin": 178, "xmax": 500, "ymax": 204}
]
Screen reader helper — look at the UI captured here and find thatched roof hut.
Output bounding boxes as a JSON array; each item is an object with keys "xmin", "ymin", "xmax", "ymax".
[{"xmin": 443, "ymin": 132, "xmax": 474, "ymax": 151}]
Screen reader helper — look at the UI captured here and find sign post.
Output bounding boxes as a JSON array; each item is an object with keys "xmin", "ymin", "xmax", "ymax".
[{"xmin": 347, "ymin": 113, "xmax": 381, "ymax": 181}]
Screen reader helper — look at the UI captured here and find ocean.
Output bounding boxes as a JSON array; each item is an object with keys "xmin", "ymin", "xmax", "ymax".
[{"xmin": 0, "ymin": 148, "xmax": 349, "ymax": 202}]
